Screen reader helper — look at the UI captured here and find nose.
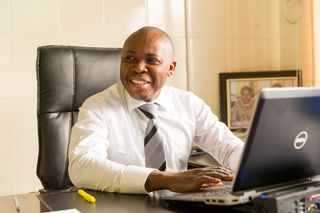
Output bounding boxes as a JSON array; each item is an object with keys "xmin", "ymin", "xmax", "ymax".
[{"xmin": 133, "ymin": 60, "xmax": 147, "ymax": 73}]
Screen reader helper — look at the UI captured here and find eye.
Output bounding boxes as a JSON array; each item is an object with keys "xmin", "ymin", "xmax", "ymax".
[
  {"xmin": 147, "ymin": 57, "xmax": 161, "ymax": 65},
  {"xmin": 124, "ymin": 55, "xmax": 135, "ymax": 63}
]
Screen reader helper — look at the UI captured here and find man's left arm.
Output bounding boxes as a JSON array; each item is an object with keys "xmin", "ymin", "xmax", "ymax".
[{"xmin": 192, "ymin": 95, "xmax": 244, "ymax": 171}]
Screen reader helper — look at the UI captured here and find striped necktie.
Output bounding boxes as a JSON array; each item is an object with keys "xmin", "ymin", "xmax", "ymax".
[{"xmin": 138, "ymin": 104, "xmax": 166, "ymax": 171}]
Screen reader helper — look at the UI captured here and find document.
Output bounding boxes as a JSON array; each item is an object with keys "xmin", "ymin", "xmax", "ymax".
[{"xmin": 45, "ymin": 209, "xmax": 81, "ymax": 213}]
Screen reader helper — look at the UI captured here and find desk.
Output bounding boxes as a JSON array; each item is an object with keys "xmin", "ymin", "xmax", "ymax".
[
  {"xmin": 1, "ymin": 190, "xmax": 253, "ymax": 213},
  {"xmin": 39, "ymin": 190, "xmax": 253, "ymax": 213}
]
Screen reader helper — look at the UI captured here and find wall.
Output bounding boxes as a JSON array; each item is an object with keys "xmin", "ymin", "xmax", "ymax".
[
  {"xmin": 186, "ymin": 0, "xmax": 301, "ymax": 115},
  {"xmin": 315, "ymin": 0, "xmax": 320, "ymax": 85},
  {"xmin": 0, "ymin": 0, "xmax": 301, "ymax": 196},
  {"xmin": 301, "ymin": 0, "xmax": 320, "ymax": 86}
]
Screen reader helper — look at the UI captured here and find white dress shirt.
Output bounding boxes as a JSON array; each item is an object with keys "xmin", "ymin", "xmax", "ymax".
[{"xmin": 68, "ymin": 82, "xmax": 244, "ymax": 194}]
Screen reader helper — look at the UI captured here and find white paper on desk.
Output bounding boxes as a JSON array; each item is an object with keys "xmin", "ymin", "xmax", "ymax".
[{"xmin": 44, "ymin": 209, "xmax": 81, "ymax": 213}]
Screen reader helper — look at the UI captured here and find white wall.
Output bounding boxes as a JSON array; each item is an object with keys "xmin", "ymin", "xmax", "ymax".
[{"xmin": 0, "ymin": 0, "xmax": 301, "ymax": 196}]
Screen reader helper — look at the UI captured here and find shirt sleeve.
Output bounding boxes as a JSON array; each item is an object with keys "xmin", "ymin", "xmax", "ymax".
[
  {"xmin": 191, "ymin": 94, "xmax": 244, "ymax": 171},
  {"xmin": 68, "ymin": 96, "xmax": 155, "ymax": 194}
]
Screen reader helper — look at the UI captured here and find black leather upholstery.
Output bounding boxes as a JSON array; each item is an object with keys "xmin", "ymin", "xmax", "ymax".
[{"xmin": 36, "ymin": 45, "xmax": 121, "ymax": 190}]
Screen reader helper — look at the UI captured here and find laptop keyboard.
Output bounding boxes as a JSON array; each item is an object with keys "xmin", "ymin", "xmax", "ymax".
[
  {"xmin": 173, "ymin": 185, "xmax": 233, "ymax": 199},
  {"xmin": 162, "ymin": 184, "xmax": 251, "ymax": 205},
  {"xmin": 203, "ymin": 187, "xmax": 232, "ymax": 197}
]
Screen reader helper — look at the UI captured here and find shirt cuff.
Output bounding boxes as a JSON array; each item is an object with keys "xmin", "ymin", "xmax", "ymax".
[
  {"xmin": 119, "ymin": 165, "xmax": 157, "ymax": 194},
  {"xmin": 229, "ymin": 145, "xmax": 244, "ymax": 171}
]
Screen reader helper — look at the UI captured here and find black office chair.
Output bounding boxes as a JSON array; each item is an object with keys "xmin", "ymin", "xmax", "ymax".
[{"xmin": 36, "ymin": 45, "xmax": 121, "ymax": 190}]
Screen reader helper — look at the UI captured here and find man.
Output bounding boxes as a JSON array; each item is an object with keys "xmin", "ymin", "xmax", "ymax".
[{"xmin": 68, "ymin": 26, "xmax": 244, "ymax": 194}]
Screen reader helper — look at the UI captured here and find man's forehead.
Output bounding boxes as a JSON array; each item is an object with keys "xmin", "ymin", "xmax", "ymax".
[
  {"xmin": 122, "ymin": 28, "xmax": 174, "ymax": 58},
  {"xmin": 125, "ymin": 32, "xmax": 166, "ymax": 45},
  {"xmin": 123, "ymin": 38, "xmax": 170, "ymax": 55}
]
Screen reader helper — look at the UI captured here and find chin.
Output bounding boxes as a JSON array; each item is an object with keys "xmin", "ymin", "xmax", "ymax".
[
  {"xmin": 127, "ymin": 91, "xmax": 151, "ymax": 102},
  {"xmin": 126, "ymin": 88, "xmax": 151, "ymax": 101},
  {"xmin": 137, "ymin": 95, "xmax": 153, "ymax": 102}
]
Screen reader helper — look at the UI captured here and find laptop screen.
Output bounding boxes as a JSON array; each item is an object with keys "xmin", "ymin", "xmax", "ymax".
[{"xmin": 233, "ymin": 87, "xmax": 320, "ymax": 193}]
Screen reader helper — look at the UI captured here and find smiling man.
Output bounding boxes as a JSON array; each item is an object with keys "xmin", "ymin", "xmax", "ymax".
[
  {"xmin": 120, "ymin": 28, "xmax": 176, "ymax": 102},
  {"xmin": 68, "ymin": 26, "xmax": 244, "ymax": 194}
]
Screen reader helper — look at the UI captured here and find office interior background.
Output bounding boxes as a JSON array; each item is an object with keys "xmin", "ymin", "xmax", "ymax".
[{"xmin": 0, "ymin": 0, "xmax": 319, "ymax": 196}]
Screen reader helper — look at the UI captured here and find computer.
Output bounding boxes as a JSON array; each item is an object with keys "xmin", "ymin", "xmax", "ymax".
[{"xmin": 162, "ymin": 87, "xmax": 320, "ymax": 206}]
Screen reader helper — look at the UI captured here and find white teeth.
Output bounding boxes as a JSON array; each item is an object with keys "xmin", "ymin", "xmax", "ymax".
[{"xmin": 131, "ymin": 79, "xmax": 147, "ymax": 84}]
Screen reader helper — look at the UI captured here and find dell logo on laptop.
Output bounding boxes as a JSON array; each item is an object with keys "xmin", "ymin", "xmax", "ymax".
[{"xmin": 294, "ymin": 131, "xmax": 308, "ymax": 149}]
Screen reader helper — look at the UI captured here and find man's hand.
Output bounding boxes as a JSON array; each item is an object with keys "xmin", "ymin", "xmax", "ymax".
[{"xmin": 145, "ymin": 167, "xmax": 234, "ymax": 193}]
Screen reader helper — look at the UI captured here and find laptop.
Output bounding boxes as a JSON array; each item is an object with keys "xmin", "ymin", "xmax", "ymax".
[{"xmin": 161, "ymin": 87, "xmax": 320, "ymax": 206}]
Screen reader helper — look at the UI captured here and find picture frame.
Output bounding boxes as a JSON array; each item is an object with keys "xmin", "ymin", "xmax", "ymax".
[{"xmin": 219, "ymin": 70, "xmax": 301, "ymax": 130}]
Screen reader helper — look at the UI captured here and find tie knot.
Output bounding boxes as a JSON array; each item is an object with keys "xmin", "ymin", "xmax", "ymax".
[{"xmin": 138, "ymin": 104, "xmax": 158, "ymax": 119}]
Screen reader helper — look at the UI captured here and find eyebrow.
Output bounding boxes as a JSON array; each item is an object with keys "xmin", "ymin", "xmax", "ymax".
[
  {"xmin": 124, "ymin": 50, "xmax": 136, "ymax": 55},
  {"xmin": 124, "ymin": 50, "xmax": 159, "ymax": 58}
]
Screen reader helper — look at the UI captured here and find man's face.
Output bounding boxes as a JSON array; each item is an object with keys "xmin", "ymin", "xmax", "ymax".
[{"xmin": 120, "ymin": 30, "xmax": 176, "ymax": 102}]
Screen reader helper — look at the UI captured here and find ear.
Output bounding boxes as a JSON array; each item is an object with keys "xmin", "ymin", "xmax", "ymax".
[{"xmin": 167, "ymin": 61, "xmax": 177, "ymax": 77}]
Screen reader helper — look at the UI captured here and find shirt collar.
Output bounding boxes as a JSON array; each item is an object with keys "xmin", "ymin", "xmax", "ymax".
[{"xmin": 124, "ymin": 86, "xmax": 170, "ymax": 113}]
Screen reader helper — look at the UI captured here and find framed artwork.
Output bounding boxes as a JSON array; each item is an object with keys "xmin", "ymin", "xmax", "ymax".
[{"xmin": 219, "ymin": 70, "xmax": 301, "ymax": 130}]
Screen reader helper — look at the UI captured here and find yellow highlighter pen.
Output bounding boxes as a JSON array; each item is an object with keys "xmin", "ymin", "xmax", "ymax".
[{"xmin": 77, "ymin": 189, "xmax": 96, "ymax": 203}]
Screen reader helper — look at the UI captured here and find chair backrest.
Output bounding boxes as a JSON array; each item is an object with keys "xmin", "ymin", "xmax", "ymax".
[{"xmin": 36, "ymin": 45, "xmax": 121, "ymax": 190}]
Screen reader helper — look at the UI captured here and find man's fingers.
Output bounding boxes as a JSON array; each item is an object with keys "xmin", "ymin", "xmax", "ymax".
[
  {"xmin": 197, "ymin": 175, "xmax": 221, "ymax": 186},
  {"xmin": 168, "ymin": 167, "xmax": 234, "ymax": 192},
  {"xmin": 192, "ymin": 167, "xmax": 234, "ymax": 180},
  {"xmin": 201, "ymin": 181, "xmax": 223, "ymax": 189},
  {"xmin": 198, "ymin": 175, "xmax": 222, "ymax": 188}
]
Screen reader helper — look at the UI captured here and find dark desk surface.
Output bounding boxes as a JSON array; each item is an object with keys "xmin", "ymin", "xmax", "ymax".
[
  {"xmin": 0, "ymin": 190, "xmax": 253, "ymax": 213},
  {"xmin": 38, "ymin": 190, "xmax": 253, "ymax": 213}
]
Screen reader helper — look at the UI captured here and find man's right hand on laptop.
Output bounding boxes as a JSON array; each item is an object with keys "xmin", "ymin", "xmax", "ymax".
[{"xmin": 145, "ymin": 167, "xmax": 234, "ymax": 193}]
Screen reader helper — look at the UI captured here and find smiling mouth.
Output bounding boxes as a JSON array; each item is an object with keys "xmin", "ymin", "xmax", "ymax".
[{"xmin": 130, "ymin": 79, "xmax": 150, "ymax": 85}]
